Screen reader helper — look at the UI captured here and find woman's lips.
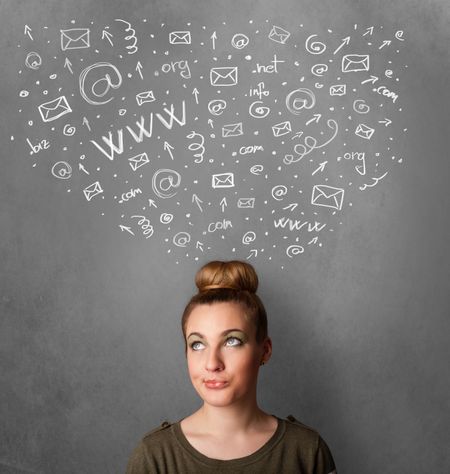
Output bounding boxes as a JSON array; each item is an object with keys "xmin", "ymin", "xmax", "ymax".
[{"xmin": 204, "ymin": 380, "xmax": 228, "ymax": 389}]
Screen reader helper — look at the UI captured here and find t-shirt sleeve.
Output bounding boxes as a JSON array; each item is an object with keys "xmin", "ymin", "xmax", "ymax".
[
  {"xmin": 314, "ymin": 436, "xmax": 337, "ymax": 474},
  {"xmin": 125, "ymin": 441, "xmax": 156, "ymax": 474}
]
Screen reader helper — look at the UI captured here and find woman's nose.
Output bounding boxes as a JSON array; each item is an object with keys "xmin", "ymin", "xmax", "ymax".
[{"xmin": 205, "ymin": 348, "xmax": 224, "ymax": 371}]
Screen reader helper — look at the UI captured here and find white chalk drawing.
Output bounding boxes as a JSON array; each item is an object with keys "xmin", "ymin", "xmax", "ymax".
[
  {"xmin": 169, "ymin": 31, "xmax": 191, "ymax": 45},
  {"xmin": 242, "ymin": 231, "xmax": 256, "ymax": 245},
  {"xmin": 271, "ymin": 185, "xmax": 288, "ymax": 201},
  {"xmin": 152, "ymin": 169, "xmax": 181, "ymax": 199},
  {"xmin": 208, "ymin": 99, "xmax": 227, "ymax": 116},
  {"xmin": 16, "ymin": 20, "xmax": 406, "ymax": 264},
  {"xmin": 136, "ymin": 90, "xmax": 155, "ymax": 105},
  {"xmin": 83, "ymin": 181, "xmax": 103, "ymax": 201},
  {"xmin": 285, "ymin": 88, "xmax": 316, "ymax": 115},
  {"xmin": 222, "ymin": 122, "xmax": 243, "ymax": 138},
  {"xmin": 330, "ymin": 84, "xmax": 346, "ymax": 96},
  {"xmin": 115, "ymin": 19, "xmax": 138, "ymax": 54},
  {"xmin": 249, "ymin": 101, "xmax": 270, "ymax": 118},
  {"xmin": 25, "ymin": 52, "xmax": 42, "ymax": 70},
  {"xmin": 305, "ymin": 34, "xmax": 326, "ymax": 55},
  {"xmin": 237, "ymin": 198, "xmax": 255, "ymax": 209},
  {"xmin": 231, "ymin": 34, "xmax": 249, "ymax": 49},
  {"xmin": 210, "ymin": 67, "xmax": 238, "ymax": 86},
  {"xmin": 268, "ymin": 25, "xmax": 290, "ymax": 44},
  {"xmin": 212, "ymin": 172, "xmax": 234, "ymax": 188},
  {"xmin": 353, "ymin": 99, "xmax": 370, "ymax": 114},
  {"xmin": 272, "ymin": 121, "xmax": 292, "ymax": 137},
  {"xmin": 186, "ymin": 131, "xmax": 205, "ymax": 163},
  {"xmin": 38, "ymin": 96, "xmax": 72, "ymax": 122},
  {"xmin": 60, "ymin": 28, "xmax": 90, "ymax": 51},
  {"xmin": 173, "ymin": 232, "xmax": 191, "ymax": 247},
  {"xmin": 51, "ymin": 161, "xmax": 72, "ymax": 179},
  {"xmin": 128, "ymin": 152, "xmax": 150, "ymax": 171},
  {"xmin": 79, "ymin": 62, "xmax": 122, "ymax": 105},
  {"xmin": 311, "ymin": 185, "xmax": 345, "ymax": 211},
  {"xmin": 355, "ymin": 123, "xmax": 375, "ymax": 140},
  {"xmin": 342, "ymin": 54, "xmax": 370, "ymax": 73}
]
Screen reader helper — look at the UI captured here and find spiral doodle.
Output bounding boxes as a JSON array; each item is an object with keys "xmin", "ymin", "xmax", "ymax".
[
  {"xmin": 131, "ymin": 215, "xmax": 154, "ymax": 238},
  {"xmin": 208, "ymin": 99, "xmax": 227, "ymax": 116},
  {"xmin": 160, "ymin": 213, "xmax": 174, "ymax": 224},
  {"xmin": 19, "ymin": 90, "xmax": 29, "ymax": 98},
  {"xmin": 25, "ymin": 52, "xmax": 42, "ymax": 70},
  {"xmin": 115, "ymin": 19, "xmax": 138, "ymax": 54},
  {"xmin": 305, "ymin": 34, "xmax": 327, "ymax": 55},
  {"xmin": 311, "ymin": 63, "xmax": 328, "ymax": 77},
  {"xmin": 249, "ymin": 101, "xmax": 270, "ymax": 119},
  {"xmin": 286, "ymin": 88, "xmax": 316, "ymax": 115},
  {"xmin": 231, "ymin": 34, "xmax": 249, "ymax": 50},
  {"xmin": 173, "ymin": 231, "xmax": 191, "ymax": 247},
  {"xmin": 63, "ymin": 124, "xmax": 76, "ymax": 136},
  {"xmin": 353, "ymin": 99, "xmax": 370, "ymax": 114},
  {"xmin": 271, "ymin": 185, "xmax": 288, "ymax": 201},
  {"xmin": 242, "ymin": 231, "xmax": 256, "ymax": 245},
  {"xmin": 186, "ymin": 131, "xmax": 205, "ymax": 163},
  {"xmin": 51, "ymin": 161, "xmax": 72, "ymax": 180},
  {"xmin": 286, "ymin": 245, "xmax": 305, "ymax": 258}
]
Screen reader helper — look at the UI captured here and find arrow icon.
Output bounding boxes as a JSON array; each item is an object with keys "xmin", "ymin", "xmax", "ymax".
[
  {"xmin": 208, "ymin": 118, "xmax": 214, "ymax": 129},
  {"xmin": 246, "ymin": 249, "xmax": 258, "ymax": 260},
  {"xmin": 308, "ymin": 236, "xmax": 319, "ymax": 245},
  {"xmin": 102, "ymin": 29, "xmax": 114, "ymax": 47},
  {"xmin": 333, "ymin": 36, "xmax": 351, "ymax": 55},
  {"xmin": 119, "ymin": 225, "xmax": 135, "ymax": 236},
  {"xmin": 363, "ymin": 26, "xmax": 374, "ymax": 37},
  {"xmin": 196, "ymin": 241, "xmax": 204, "ymax": 252},
  {"xmin": 379, "ymin": 40, "xmax": 391, "ymax": 50},
  {"xmin": 378, "ymin": 118, "xmax": 392, "ymax": 127},
  {"xmin": 211, "ymin": 31, "xmax": 217, "ymax": 50},
  {"xmin": 64, "ymin": 58, "xmax": 73, "ymax": 75},
  {"xmin": 282, "ymin": 203, "xmax": 298, "ymax": 211},
  {"xmin": 148, "ymin": 199, "xmax": 157, "ymax": 208},
  {"xmin": 192, "ymin": 88, "xmax": 199, "ymax": 104},
  {"xmin": 164, "ymin": 141, "xmax": 174, "ymax": 160},
  {"xmin": 78, "ymin": 163, "xmax": 90, "ymax": 175},
  {"xmin": 220, "ymin": 197, "xmax": 227, "ymax": 212},
  {"xmin": 136, "ymin": 61, "xmax": 143, "ymax": 80},
  {"xmin": 24, "ymin": 25, "xmax": 33, "ymax": 41},
  {"xmin": 361, "ymin": 75, "xmax": 379, "ymax": 85},
  {"xmin": 82, "ymin": 116, "xmax": 91, "ymax": 132},
  {"xmin": 192, "ymin": 194, "xmax": 204, "ymax": 212},
  {"xmin": 306, "ymin": 114, "xmax": 321, "ymax": 126},
  {"xmin": 312, "ymin": 161, "xmax": 328, "ymax": 176}
]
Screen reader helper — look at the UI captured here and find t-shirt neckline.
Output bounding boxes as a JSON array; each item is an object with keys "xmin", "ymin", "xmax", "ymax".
[{"xmin": 172, "ymin": 414, "xmax": 286, "ymax": 468}]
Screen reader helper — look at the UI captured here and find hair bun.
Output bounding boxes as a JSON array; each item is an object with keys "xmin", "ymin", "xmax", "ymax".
[{"xmin": 195, "ymin": 260, "xmax": 259, "ymax": 294}]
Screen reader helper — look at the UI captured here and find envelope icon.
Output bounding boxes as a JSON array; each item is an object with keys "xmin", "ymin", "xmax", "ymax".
[
  {"xmin": 83, "ymin": 181, "xmax": 104, "ymax": 201},
  {"xmin": 210, "ymin": 67, "xmax": 238, "ymax": 87},
  {"xmin": 268, "ymin": 25, "xmax": 291, "ymax": 44},
  {"xmin": 38, "ymin": 96, "xmax": 72, "ymax": 122},
  {"xmin": 129, "ymin": 152, "xmax": 150, "ymax": 171},
  {"xmin": 330, "ymin": 84, "xmax": 346, "ymax": 96},
  {"xmin": 272, "ymin": 121, "xmax": 292, "ymax": 137},
  {"xmin": 342, "ymin": 54, "xmax": 369, "ymax": 73},
  {"xmin": 136, "ymin": 90, "xmax": 155, "ymax": 106},
  {"xmin": 60, "ymin": 28, "xmax": 90, "ymax": 51},
  {"xmin": 212, "ymin": 172, "xmax": 235, "ymax": 188},
  {"xmin": 311, "ymin": 185, "xmax": 344, "ymax": 211},
  {"xmin": 237, "ymin": 198, "xmax": 255, "ymax": 209},
  {"xmin": 222, "ymin": 122, "xmax": 243, "ymax": 138},
  {"xmin": 355, "ymin": 123, "xmax": 375, "ymax": 140},
  {"xmin": 169, "ymin": 31, "xmax": 191, "ymax": 44}
]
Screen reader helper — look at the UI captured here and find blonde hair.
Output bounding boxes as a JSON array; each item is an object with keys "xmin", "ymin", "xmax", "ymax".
[{"xmin": 181, "ymin": 260, "xmax": 268, "ymax": 353}]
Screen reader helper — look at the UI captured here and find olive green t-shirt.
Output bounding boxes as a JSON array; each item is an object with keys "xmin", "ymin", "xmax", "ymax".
[{"xmin": 126, "ymin": 415, "xmax": 337, "ymax": 473}]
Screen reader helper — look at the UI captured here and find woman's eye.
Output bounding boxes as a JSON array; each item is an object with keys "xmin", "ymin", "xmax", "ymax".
[
  {"xmin": 226, "ymin": 336, "xmax": 243, "ymax": 347},
  {"xmin": 190, "ymin": 341, "xmax": 204, "ymax": 351}
]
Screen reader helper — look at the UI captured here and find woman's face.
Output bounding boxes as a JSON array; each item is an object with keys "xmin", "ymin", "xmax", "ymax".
[{"xmin": 185, "ymin": 302, "xmax": 271, "ymax": 408}]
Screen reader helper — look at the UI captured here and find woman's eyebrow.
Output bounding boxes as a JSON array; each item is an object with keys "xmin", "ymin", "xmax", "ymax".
[{"xmin": 187, "ymin": 328, "xmax": 245, "ymax": 339}]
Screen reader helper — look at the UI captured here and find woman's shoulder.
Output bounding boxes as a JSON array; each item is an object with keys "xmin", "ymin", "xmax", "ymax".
[{"xmin": 140, "ymin": 420, "xmax": 174, "ymax": 442}]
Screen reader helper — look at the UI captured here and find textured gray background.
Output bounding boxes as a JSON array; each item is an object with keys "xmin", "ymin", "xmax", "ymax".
[{"xmin": 1, "ymin": 0, "xmax": 450, "ymax": 473}]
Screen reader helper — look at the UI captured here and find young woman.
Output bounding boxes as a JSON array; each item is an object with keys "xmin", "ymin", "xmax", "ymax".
[{"xmin": 126, "ymin": 260, "xmax": 337, "ymax": 473}]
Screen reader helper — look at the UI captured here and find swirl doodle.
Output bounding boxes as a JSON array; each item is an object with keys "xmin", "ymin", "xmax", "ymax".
[
  {"xmin": 305, "ymin": 34, "xmax": 327, "ymax": 55},
  {"xmin": 63, "ymin": 124, "xmax": 76, "ymax": 136},
  {"xmin": 271, "ymin": 185, "xmax": 288, "ymax": 201},
  {"xmin": 186, "ymin": 131, "xmax": 205, "ymax": 163},
  {"xmin": 285, "ymin": 88, "xmax": 316, "ymax": 115},
  {"xmin": 160, "ymin": 213, "xmax": 174, "ymax": 224},
  {"xmin": 25, "ymin": 52, "xmax": 42, "ymax": 70},
  {"xmin": 353, "ymin": 99, "xmax": 370, "ymax": 114},
  {"xmin": 115, "ymin": 19, "xmax": 138, "ymax": 54},
  {"xmin": 51, "ymin": 161, "xmax": 72, "ymax": 179},
  {"xmin": 131, "ymin": 215, "xmax": 154, "ymax": 238},
  {"xmin": 173, "ymin": 231, "xmax": 191, "ymax": 247},
  {"xmin": 249, "ymin": 101, "xmax": 270, "ymax": 119}
]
